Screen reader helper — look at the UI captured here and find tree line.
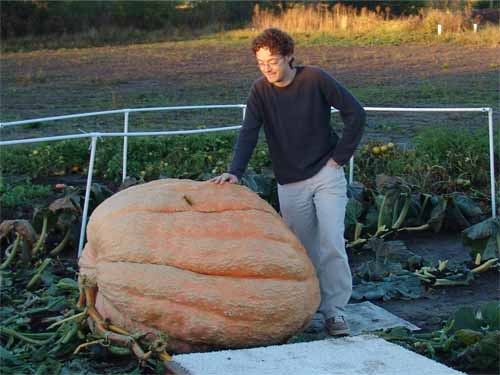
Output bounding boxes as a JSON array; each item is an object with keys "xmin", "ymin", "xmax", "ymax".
[{"xmin": 1, "ymin": 0, "xmax": 495, "ymax": 39}]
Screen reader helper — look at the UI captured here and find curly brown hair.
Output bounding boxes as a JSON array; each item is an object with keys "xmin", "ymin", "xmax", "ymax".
[{"xmin": 251, "ymin": 28, "xmax": 295, "ymax": 59}]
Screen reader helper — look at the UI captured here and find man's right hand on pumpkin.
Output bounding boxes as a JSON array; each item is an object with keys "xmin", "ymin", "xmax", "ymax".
[{"xmin": 209, "ymin": 173, "xmax": 239, "ymax": 184}]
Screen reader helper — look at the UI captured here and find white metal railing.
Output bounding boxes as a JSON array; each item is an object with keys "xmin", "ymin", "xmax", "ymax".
[{"xmin": 0, "ymin": 105, "xmax": 496, "ymax": 257}]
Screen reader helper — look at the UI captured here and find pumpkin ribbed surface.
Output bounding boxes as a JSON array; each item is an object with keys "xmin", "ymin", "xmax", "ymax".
[{"xmin": 79, "ymin": 179, "xmax": 320, "ymax": 352}]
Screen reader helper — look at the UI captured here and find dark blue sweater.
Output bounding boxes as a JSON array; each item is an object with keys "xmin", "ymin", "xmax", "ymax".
[{"xmin": 229, "ymin": 66, "xmax": 366, "ymax": 185}]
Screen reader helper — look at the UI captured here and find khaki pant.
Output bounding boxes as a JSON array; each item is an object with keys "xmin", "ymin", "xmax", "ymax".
[{"xmin": 277, "ymin": 162, "xmax": 352, "ymax": 319}]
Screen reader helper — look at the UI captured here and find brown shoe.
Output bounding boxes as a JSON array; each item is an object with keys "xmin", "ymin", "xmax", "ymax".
[{"xmin": 325, "ymin": 316, "xmax": 350, "ymax": 337}]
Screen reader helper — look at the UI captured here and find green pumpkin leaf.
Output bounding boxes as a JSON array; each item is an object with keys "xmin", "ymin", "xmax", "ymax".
[
  {"xmin": 463, "ymin": 217, "xmax": 498, "ymax": 240},
  {"xmin": 428, "ymin": 195, "xmax": 448, "ymax": 232},
  {"xmin": 450, "ymin": 193, "xmax": 484, "ymax": 222},
  {"xmin": 454, "ymin": 331, "xmax": 500, "ymax": 370},
  {"xmin": 463, "ymin": 217, "xmax": 500, "ymax": 259},
  {"xmin": 451, "ymin": 306, "xmax": 483, "ymax": 332},
  {"xmin": 345, "ymin": 198, "xmax": 364, "ymax": 226},
  {"xmin": 454, "ymin": 329, "xmax": 483, "ymax": 346},
  {"xmin": 481, "ymin": 301, "xmax": 500, "ymax": 330}
]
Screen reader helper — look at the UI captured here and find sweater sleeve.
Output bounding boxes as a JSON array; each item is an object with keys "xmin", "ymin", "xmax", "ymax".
[
  {"xmin": 228, "ymin": 85, "xmax": 263, "ymax": 179},
  {"xmin": 318, "ymin": 69, "xmax": 366, "ymax": 166}
]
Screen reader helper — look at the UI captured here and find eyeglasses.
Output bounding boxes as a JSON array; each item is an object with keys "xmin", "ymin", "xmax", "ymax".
[{"xmin": 257, "ymin": 57, "xmax": 283, "ymax": 69}]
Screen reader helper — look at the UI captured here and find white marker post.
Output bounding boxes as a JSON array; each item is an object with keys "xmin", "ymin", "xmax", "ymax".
[
  {"xmin": 473, "ymin": 23, "xmax": 478, "ymax": 33},
  {"xmin": 437, "ymin": 24, "xmax": 442, "ymax": 36}
]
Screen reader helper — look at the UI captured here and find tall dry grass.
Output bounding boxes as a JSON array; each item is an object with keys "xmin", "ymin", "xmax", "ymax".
[
  {"xmin": 253, "ymin": 3, "xmax": 386, "ymax": 33},
  {"xmin": 251, "ymin": 3, "xmax": 499, "ymax": 45}
]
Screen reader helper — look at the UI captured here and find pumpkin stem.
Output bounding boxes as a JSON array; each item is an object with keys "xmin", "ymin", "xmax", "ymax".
[
  {"xmin": 80, "ymin": 285, "xmax": 174, "ymax": 367},
  {"xmin": 77, "ymin": 289, "xmax": 86, "ymax": 308},
  {"xmin": 183, "ymin": 195, "xmax": 193, "ymax": 206}
]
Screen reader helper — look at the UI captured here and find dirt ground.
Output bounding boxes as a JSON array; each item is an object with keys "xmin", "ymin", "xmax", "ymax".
[
  {"xmin": 363, "ymin": 231, "xmax": 499, "ymax": 332},
  {"xmin": 1, "ymin": 42, "xmax": 498, "ymax": 144}
]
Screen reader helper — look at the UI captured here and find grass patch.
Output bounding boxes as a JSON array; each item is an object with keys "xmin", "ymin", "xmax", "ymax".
[
  {"xmin": 220, "ymin": 24, "xmax": 499, "ymax": 48},
  {"xmin": 351, "ymin": 73, "xmax": 499, "ymax": 107}
]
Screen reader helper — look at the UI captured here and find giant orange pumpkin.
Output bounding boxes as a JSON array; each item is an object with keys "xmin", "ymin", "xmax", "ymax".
[{"xmin": 79, "ymin": 179, "xmax": 320, "ymax": 353}]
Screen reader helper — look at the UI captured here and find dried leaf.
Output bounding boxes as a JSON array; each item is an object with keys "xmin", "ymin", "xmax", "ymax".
[
  {"xmin": 0, "ymin": 220, "xmax": 37, "ymax": 250},
  {"xmin": 49, "ymin": 196, "xmax": 81, "ymax": 214}
]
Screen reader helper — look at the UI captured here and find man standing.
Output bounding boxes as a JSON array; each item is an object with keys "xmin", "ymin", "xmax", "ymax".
[{"xmin": 210, "ymin": 28, "xmax": 365, "ymax": 336}]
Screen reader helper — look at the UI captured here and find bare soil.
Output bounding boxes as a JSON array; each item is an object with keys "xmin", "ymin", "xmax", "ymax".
[
  {"xmin": 365, "ymin": 232, "xmax": 499, "ymax": 332},
  {"xmin": 1, "ymin": 42, "xmax": 498, "ymax": 144}
]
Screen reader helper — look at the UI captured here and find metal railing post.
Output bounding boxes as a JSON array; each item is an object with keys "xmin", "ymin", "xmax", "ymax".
[
  {"xmin": 349, "ymin": 156, "xmax": 354, "ymax": 185},
  {"xmin": 78, "ymin": 136, "xmax": 98, "ymax": 257},
  {"xmin": 488, "ymin": 108, "xmax": 497, "ymax": 218},
  {"xmin": 122, "ymin": 111, "xmax": 129, "ymax": 182}
]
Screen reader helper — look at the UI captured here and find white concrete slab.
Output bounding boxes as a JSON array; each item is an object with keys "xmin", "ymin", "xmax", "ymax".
[
  {"xmin": 173, "ymin": 335, "xmax": 466, "ymax": 375},
  {"xmin": 345, "ymin": 301, "xmax": 420, "ymax": 335}
]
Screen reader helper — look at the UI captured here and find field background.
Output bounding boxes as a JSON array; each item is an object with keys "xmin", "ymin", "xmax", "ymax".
[
  {"xmin": 1, "ymin": 1, "xmax": 499, "ymax": 148},
  {"xmin": 1, "ymin": 2, "xmax": 499, "ymax": 374},
  {"xmin": 1, "ymin": 38, "xmax": 498, "ymax": 149}
]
